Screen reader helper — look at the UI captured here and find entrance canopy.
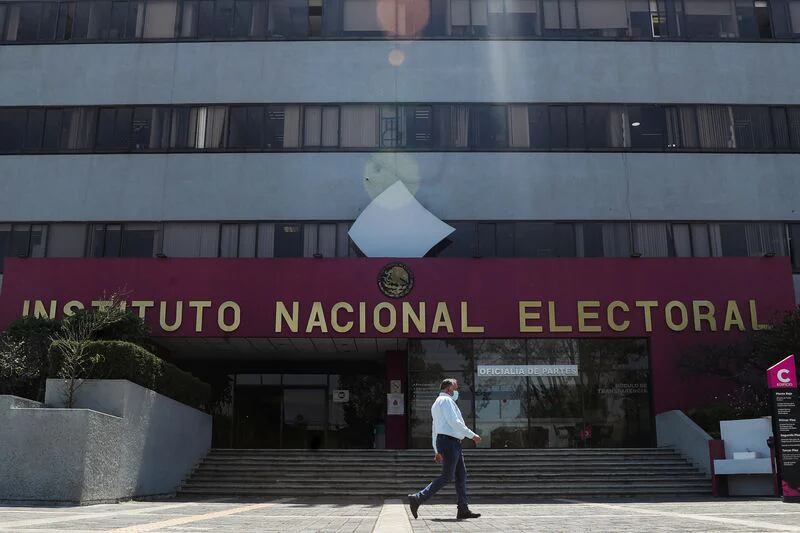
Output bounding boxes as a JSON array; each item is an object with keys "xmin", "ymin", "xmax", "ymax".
[{"xmin": 155, "ymin": 337, "xmax": 407, "ymax": 360}]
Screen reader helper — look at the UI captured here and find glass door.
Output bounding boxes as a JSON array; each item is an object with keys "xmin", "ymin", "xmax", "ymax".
[{"xmin": 282, "ymin": 388, "xmax": 327, "ymax": 449}]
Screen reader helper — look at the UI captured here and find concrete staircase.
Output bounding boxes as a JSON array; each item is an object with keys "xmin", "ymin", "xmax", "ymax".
[{"xmin": 178, "ymin": 448, "xmax": 710, "ymax": 498}]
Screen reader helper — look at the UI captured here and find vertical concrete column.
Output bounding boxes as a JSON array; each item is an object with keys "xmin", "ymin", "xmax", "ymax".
[{"xmin": 385, "ymin": 350, "xmax": 408, "ymax": 449}]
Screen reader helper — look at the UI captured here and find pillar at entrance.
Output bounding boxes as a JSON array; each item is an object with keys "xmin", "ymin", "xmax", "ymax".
[{"xmin": 385, "ymin": 350, "xmax": 407, "ymax": 449}]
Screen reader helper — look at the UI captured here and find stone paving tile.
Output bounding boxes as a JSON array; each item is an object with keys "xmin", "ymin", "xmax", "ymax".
[
  {"xmin": 6, "ymin": 497, "xmax": 800, "ymax": 532},
  {"xmin": 405, "ymin": 500, "xmax": 799, "ymax": 533}
]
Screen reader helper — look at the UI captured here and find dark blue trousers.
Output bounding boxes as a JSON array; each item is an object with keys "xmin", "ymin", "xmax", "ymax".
[{"xmin": 415, "ymin": 434, "xmax": 469, "ymax": 507}]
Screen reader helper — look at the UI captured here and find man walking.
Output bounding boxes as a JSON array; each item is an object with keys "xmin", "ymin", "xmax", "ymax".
[{"xmin": 407, "ymin": 378, "xmax": 481, "ymax": 520}]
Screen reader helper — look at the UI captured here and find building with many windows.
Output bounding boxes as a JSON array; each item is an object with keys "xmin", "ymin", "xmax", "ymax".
[{"xmin": 1, "ymin": 0, "xmax": 800, "ymax": 451}]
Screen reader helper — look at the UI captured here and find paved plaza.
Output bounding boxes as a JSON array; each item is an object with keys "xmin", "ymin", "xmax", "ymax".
[{"xmin": 1, "ymin": 497, "xmax": 800, "ymax": 532}]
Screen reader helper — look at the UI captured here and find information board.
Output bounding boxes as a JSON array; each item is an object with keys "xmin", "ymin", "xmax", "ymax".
[{"xmin": 768, "ymin": 354, "xmax": 800, "ymax": 502}]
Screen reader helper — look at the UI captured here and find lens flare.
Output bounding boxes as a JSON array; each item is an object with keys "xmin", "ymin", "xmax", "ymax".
[{"xmin": 388, "ymin": 49, "xmax": 406, "ymax": 66}]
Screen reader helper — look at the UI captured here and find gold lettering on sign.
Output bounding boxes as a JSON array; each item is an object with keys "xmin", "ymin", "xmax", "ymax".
[
  {"xmin": 359, "ymin": 302, "xmax": 367, "ymax": 334},
  {"xmin": 519, "ymin": 301, "xmax": 543, "ymax": 333},
  {"xmin": 130, "ymin": 300, "xmax": 154, "ymax": 320},
  {"xmin": 306, "ymin": 302, "xmax": 328, "ymax": 333},
  {"xmin": 275, "ymin": 301, "xmax": 299, "ymax": 333},
  {"xmin": 692, "ymin": 300, "xmax": 717, "ymax": 332},
  {"xmin": 63, "ymin": 300, "xmax": 85, "ymax": 317},
  {"xmin": 189, "ymin": 301, "xmax": 212, "ymax": 333},
  {"xmin": 461, "ymin": 302, "xmax": 484, "ymax": 333},
  {"xmin": 635, "ymin": 300, "xmax": 658, "ymax": 332},
  {"xmin": 665, "ymin": 300, "xmax": 689, "ymax": 331},
  {"xmin": 374, "ymin": 302, "xmax": 397, "ymax": 334},
  {"xmin": 402, "ymin": 302, "xmax": 425, "ymax": 334},
  {"xmin": 577, "ymin": 301, "xmax": 601, "ymax": 332},
  {"xmin": 331, "ymin": 302, "xmax": 354, "ymax": 333},
  {"xmin": 22, "ymin": 300, "xmax": 30, "ymax": 316},
  {"xmin": 724, "ymin": 300, "xmax": 745, "ymax": 331},
  {"xmin": 218, "ymin": 301, "xmax": 240, "ymax": 333},
  {"xmin": 159, "ymin": 301, "xmax": 183, "ymax": 332},
  {"xmin": 607, "ymin": 300, "xmax": 630, "ymax": 332},
  {"xmin": 548, "ymin": 301, "xmax": 573, "ymax": 333},
  {"xmin": 432, "ymin": 302, "xmax": 454, "ymax": 333},
  {"xmin": 34, "ymin": 300, "xmax": 57, "ymax": 319},
  {"xmin": 750, "ymin": 300, "xmax": 769, "ymax": 330}
]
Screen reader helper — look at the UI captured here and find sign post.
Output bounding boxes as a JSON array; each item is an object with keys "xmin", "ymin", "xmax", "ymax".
[{"xmin": 768, "ymin": 354, "xmax": 800, "ymax": 502}]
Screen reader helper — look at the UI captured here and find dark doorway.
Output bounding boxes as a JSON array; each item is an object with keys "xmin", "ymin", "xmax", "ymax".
[
  {"xmin": 234, "ymin": 386, "xmax": 282, "ymax": 448},
  {"xmin": 282, "ymin": 387, "xmax": 327, "ymax": 449}
]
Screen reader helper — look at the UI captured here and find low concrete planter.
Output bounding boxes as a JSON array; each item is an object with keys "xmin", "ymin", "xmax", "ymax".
[{"xmin": 0, "ymin": 379, "xmax": 212, "ymax": 504}]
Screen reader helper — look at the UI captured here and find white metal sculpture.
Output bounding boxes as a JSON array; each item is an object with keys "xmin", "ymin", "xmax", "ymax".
[{"xmin": 348, "ymin": 181, "xmax": 455, "ymax": 258}]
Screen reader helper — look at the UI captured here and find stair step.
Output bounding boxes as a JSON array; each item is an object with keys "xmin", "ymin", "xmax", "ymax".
[
  {"xmin": 178, "ymin": 486, "xmax": 710, "ymax": 496},
  {"xmin": 179, "ymin": 447, "xmax": 709, "ymax": 498}
]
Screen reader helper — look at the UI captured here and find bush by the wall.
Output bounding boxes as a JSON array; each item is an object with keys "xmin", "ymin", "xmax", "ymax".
[{"xmin": 49, "ymin": 340, "xmax": 211, "ymax": 410}]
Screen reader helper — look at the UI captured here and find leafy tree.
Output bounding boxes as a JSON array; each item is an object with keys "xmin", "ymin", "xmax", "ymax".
[
  {"xmin": 680, "ymin": 307, "xmax": 800, "ymax": 430},
  {"xmin": 49, "ymin": 295, "xmax": 130, "ymax": 407}
]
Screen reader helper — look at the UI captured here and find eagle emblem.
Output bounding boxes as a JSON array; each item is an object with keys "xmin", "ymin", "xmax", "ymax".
[{"xmin": 378, "ymin": 263, "xmax": 414, "ymax": 298}]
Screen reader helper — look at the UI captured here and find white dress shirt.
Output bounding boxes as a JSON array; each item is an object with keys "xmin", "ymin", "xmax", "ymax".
[{"xmin": 431, "ymin": 392, "xmax": 476, "ymax": 453}]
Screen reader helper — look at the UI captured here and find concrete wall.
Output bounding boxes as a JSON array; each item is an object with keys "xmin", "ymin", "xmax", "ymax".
[
  {"xmin": 656, "ymin": 410, "xmax": 713, "ymax": 477},
  {"xmin": 0, "ymin": 396, "xmax": 124, "ymax": 504},
  {"xmin": 1, "ymin": 152, "xmax": 799, "ymax": 222},
  {"xmin": 1, "ymin": 41, "xmax": 799, "ymax": 105},
  {"xmin": 0, "ymin": 380, "xmax": 212, "ymax": 504}
]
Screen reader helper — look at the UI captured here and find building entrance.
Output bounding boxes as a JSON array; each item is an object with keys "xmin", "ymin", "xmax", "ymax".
[{"xmin": 231, "ymin": 371, "xmax": 386, "ymax": 449}]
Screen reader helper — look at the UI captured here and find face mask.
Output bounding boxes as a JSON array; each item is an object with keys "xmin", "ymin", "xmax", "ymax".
[{"xmin": 451, "ymin": 390, "xmax": 459, "ymax": 402}]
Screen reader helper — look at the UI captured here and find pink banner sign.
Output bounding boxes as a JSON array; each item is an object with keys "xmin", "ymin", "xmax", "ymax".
[{"xmin": 768, "ymin": 355, "xmax": 798, "ymax": 389}]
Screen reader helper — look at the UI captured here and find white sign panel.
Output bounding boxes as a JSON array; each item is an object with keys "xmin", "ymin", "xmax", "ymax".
[
  {"xmin": 333, "ymin": 390, "xmax": 350, "ymax": 403},
  {"xmin": 478, "ymin": 365, "xmax": 579, "ymax": 377},
  {"xmin": 387, "ymin": 393, "xmax": 405, "ymax": 415},
  {"xmin": 390, "ymin": 379, "xmax": 402, "ymax": 394}
]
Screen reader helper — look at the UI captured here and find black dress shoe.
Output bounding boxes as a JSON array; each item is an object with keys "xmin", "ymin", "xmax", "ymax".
[
  {"xmin": 407, "ymin": 494, "xmax": 420, "ymax": 519},
  {"xmin": 456, "ymin": 508, "xmax": 481, "ymax": 519}
]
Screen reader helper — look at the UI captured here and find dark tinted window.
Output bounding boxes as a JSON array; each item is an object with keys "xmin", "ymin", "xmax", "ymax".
[
  {"xmin": 567, "ymin": 106, "xmax": 585, "ymax": 149},
  {"xmin": 132, "ymin": 107, "xmax": 171, "ymax": 150},
  {"xmin": 515, "ymin": 222, "xmax": 575, "ymax": 257},
  {"xmin": 274, "ymin": 223, "xmax": 303, "ymax": 257},
  {"xmin": 265, "ymin": 106, "xmax": 286, "ymax": 149},
  {"xmin": 405, "ymin": 105, "xmax": 433, "ymax": 149},
  {"xmin": 733, "ymin": 106, "xmax": 774, "ymax": 150},
  {"xmin": 431, "ymin": 222, "xmax": 476, "ymax": 257},
  {"xmin": 23, "ymin": 109, "xmax": 45, "ymax": 151},
  {"xmin": 10, "ymin": 226, "xmax": 31, "ymax": 257},
  {"xmin": 529, "ymin": 105, "xmax": 551, "ymax": 149},
  {"xmin": 471, "ymin": 105, "xmax": 507, "ymax": 149},
  {"xmin": 582, "ymin": 223, "xmax": 605, "ymax": 257},
  {"xmin": 0, "ymin": 228, "xmax": 8, "ymax": 272},
  {"xmin": 96, "ymin": 107, "xmax": 133, "ymax": 150},
  {"xmin": 0, "ymin": 109, "xmax": 27, "ymax": 152},
  {"xmin": 629, "ymin": 105, "xmax": 666, "ymax": 149},
  {"xmin": 719, "ymin": 223, "xmax": 749, "ymax": 257},
  {"xmin": 791, "ymin": 224, "xmax": 800, "ymax": 271},
  {"xmin": 120, "ymin": 228, "xmax": 155, "ymax": 257},
  {"xmin": 548, "ymin": 106, "xmax": 568, "ymax": 149},
  {"xmin": 229, "ymin": 105, "xmax": 265, "ymax": 149}
]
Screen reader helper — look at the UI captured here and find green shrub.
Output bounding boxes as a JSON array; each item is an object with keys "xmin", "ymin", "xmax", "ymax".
[
  {"xmin": 0, "ymin": 316, "xmax": 61, "ymax": 400},
  {"xmin": 49, "ymin": 340, "xmax": 211, "ymax": 410}
]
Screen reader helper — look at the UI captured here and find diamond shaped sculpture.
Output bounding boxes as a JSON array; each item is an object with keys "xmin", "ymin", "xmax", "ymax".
[{"xmin": 349, "ymin": 181, "xmax": 455, "ymax": 258}]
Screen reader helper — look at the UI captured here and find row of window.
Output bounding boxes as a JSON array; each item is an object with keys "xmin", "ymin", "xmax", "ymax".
[
  {"xmin": 2, "ymin": 0, "xmax": 800, "ymax": 44},
  {"xmin": 2, "ymin": 103, "xmax": 800, "ymax": 153},
  {"xmin": 3, "ymin": 221, "xmax": 800, "ymax": 273}
]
